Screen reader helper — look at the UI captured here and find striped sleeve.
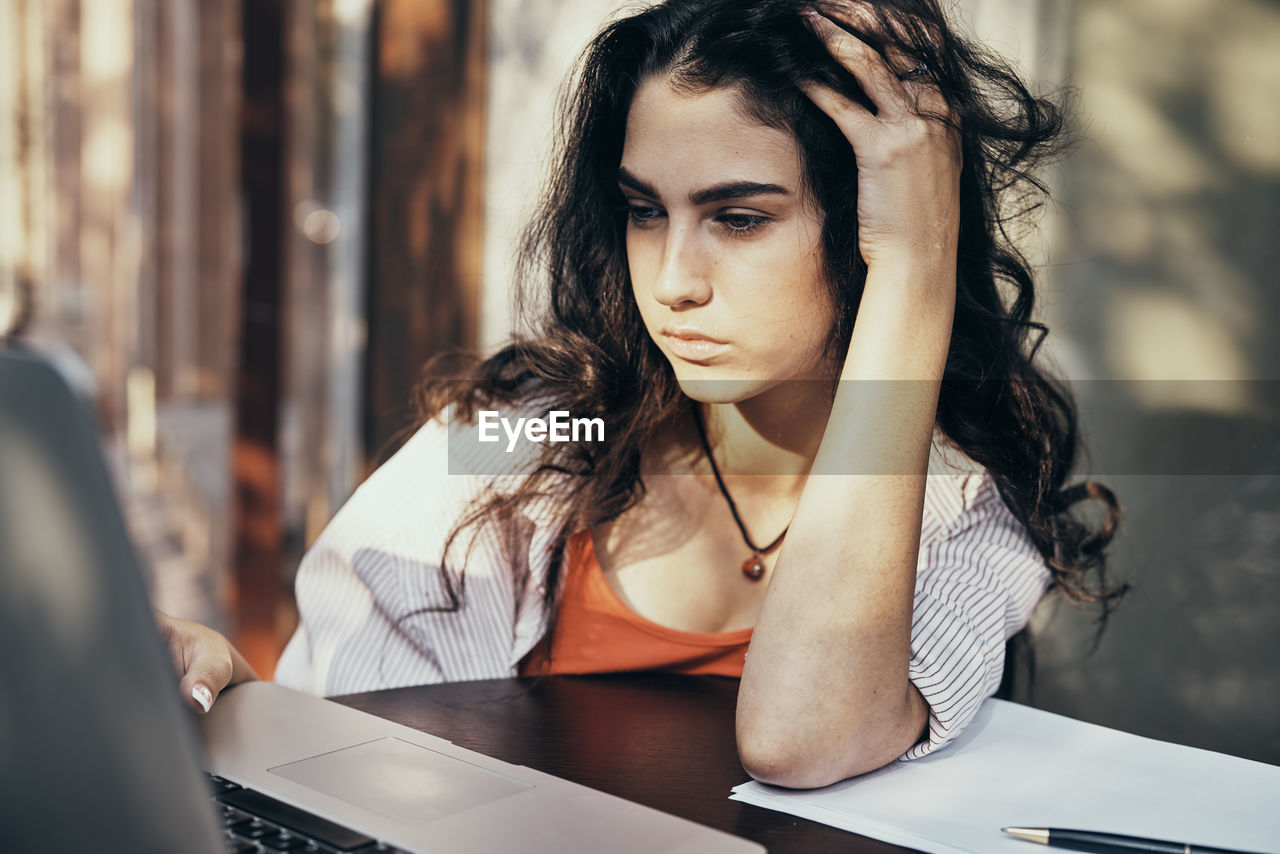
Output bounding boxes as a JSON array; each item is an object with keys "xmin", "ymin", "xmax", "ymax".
[
  {"xmin": 273, "ymin": 415, "xmax": 530, "ymax": 696},
  {"xmin": 899, "ymin": 470, "xmax": 1051, "ymax": 761}
]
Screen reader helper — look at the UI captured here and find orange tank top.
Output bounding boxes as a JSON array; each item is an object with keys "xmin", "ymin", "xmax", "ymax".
[{"xmin": 518, "ymin": 529, "xmax": 753, "ymax": 678}]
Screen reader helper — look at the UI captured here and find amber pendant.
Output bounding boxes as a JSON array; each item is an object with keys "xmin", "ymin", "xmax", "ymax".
[{"xmin": 741, "ymin": 554, "xmax": 766, "ymax": 580}]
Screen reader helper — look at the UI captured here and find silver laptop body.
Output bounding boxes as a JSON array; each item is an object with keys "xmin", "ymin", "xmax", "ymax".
[{"xmin": 0, "ymin": 342, "xmax": 763, "ymax": 854}]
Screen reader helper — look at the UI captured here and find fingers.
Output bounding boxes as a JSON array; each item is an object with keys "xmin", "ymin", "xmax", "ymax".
[
  {"xmin": 821, "ymin": 0, "xmax": 947, "ymax": 57},
  {"xmin": 802, "ymin": 5, "xmax": 957, "ymax": 133},
  {"xmin": 155, "ymin": 610, "xmax": 236, "ymax": 715},
  {"xmin": 803, "ymin": 10, "xmax": 911, "ymax": 120},
  {"xmin": 795, "ymin": 76, "xmax": 876, "ymax": 142},
  {"xmin": 825, "ymin": 1, "xmax": 922, "ymax": 77},
  {"xmin": 904, "ymin": 81, "xmax": 954, "ymax": 128}
]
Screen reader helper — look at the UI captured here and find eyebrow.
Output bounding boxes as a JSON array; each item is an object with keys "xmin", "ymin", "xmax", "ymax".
[{"xmin": 617, "ymin": 167, "xmax": 790, "ymax": 205}]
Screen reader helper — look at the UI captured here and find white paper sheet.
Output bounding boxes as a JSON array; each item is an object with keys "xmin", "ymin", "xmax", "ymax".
[{"xmin": 730, "ymin": 700, "xmax": 1280, "ymax": 854}]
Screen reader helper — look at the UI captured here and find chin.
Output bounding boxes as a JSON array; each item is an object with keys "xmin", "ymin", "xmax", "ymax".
[
  {"xmin": 671, "ymin": 371, "xmax": 775, "ymax": 405},
  {"xmin": 670, "ymin": 361, "xmax": 839, "ymax": 410}
]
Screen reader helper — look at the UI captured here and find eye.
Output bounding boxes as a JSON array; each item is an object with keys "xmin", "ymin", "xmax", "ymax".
[
  {"xmin": 622, "ymin": 203, "xmax": 665, "ymax": 228},
  {"xmin": 717, "ymin": 211, "xmax": 770, "ymax": 235}
]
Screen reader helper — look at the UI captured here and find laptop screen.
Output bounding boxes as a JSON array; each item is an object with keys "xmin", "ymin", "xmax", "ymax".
[{"xmin": 0, "ymin": 344, "xmax": 225, "ymax": 853}]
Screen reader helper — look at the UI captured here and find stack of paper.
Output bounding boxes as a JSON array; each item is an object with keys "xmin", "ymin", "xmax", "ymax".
[{"xmin": 730, "ymin": 700, "xmax": 1280, "ymax": 854}]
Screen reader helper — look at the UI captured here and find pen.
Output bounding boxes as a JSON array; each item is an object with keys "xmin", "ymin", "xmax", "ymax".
[{"xmin": 1002, "ymin": 827, "xmax": 1267, "ymax": 854}]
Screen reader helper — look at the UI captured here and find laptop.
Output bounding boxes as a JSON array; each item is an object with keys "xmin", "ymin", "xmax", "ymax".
[{"xmin": 0, "ymin": 341, "xmax": 764, "ymax": 854}]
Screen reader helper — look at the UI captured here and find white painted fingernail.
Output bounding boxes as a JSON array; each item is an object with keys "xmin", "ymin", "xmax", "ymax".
[{"xmin": 192, "ymin": 684, "xmax": 213, "ymax": 714}]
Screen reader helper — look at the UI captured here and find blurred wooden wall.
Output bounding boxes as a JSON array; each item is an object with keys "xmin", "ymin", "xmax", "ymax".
[
  {"xmin": 1, "ymin": 0, "xmax": 243, "ymax": 640},
  {"xmin": 244, "ymin": 0, "xmax": 490, "ymax": 674},
  {"xmin": 1, "ymin": 0, "xmax": 241, "ymax": 419},
  {"xmin": 364, "ymin": 0, "xmax": 486, "ymax": 466},
  {"xmin": 2, "ymin": 0, "xmax": 487, "ymax": 678},
  {"xmin": 235, "ymin": 0, "xmax": 288, "ymax": 678}
]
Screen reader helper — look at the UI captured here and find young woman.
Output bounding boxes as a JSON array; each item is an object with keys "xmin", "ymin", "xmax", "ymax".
[{"xmin": 159, "ymin": 0, "xmax": 1124, "ymax": 788}]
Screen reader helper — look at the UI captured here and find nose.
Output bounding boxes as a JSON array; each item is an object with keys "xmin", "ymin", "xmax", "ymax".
[{"xmin": 649, "ymin": 224, "xmax": 712, "ymax": 308}]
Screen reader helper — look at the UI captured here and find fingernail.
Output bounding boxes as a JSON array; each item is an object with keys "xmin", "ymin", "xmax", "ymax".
[{"xmin": 192, "ymin": 684, "xmax": 213, "ymax": 714}]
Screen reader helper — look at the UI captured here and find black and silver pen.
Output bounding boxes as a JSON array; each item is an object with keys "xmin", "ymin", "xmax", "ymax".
[{"xmin": 1002, "ymin": 827, "xmax": 1267, "ymax": 854}]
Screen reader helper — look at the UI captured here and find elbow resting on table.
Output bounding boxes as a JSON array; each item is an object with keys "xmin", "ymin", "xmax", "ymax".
[
  {"xmin": 738, "ymin": 740, "xmax": 889, "ymax": 789},
  {"xmin": 737, "ymin": 727, "xmax": 913, "ymax": 789},
  {"xmin": 737, "ymin": 688, "xmax": 930, "ymax": 789}
]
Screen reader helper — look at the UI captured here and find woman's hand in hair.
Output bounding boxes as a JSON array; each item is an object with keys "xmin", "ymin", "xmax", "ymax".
[
  {"xmin": 799, "ymin": 4, "xmax": 962, "ymax": 273},
  {"xmin": 155, "ymin": 610, "xmax": 260, "ymax": 714}
]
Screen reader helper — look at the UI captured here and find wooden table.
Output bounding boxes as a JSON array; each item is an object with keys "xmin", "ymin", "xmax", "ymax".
[{"xmin": 335, "ymin": 673, "xmax": 916, "ymax": 853}]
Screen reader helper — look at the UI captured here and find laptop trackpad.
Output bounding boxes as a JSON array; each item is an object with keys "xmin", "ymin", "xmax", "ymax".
[{"xmin": 268, "ymin": 737, "xmax": 533, "ymax": 825}]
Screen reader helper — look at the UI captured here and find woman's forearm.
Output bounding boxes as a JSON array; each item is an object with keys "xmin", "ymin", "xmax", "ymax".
[{"xmin": 736, "ymin": 259, "xmax": 956, "ymax": 788}]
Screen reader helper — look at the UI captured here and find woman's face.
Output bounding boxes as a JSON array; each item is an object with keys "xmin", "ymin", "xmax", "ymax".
[
  {"xmin": 622, "ymin": 76, "xmax": 839, "ymax": 404},
  {"xmin": 620, "ymin": 77, "xmax": 837, "ymax": 404}
]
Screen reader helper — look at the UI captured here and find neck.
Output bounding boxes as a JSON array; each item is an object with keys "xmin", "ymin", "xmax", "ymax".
[{"xmin": 699, "ymin": 380, "xmax": 834, "ymax": 486}]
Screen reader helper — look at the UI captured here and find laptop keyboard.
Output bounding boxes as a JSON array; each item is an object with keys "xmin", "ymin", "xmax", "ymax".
[{"xmin": 207, "ymin": 772, "xmax": 411, "ymax": 853}]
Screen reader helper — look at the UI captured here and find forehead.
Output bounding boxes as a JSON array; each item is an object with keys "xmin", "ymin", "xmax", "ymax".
[{"xmin": 620, "ymin": 77, "xmax": 803, "ymax": 193}]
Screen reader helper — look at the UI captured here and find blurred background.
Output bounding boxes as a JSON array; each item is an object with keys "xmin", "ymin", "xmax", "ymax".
[{"xmin": 1, "ymin": 0, "xmax": 1276, "ymax": 763}]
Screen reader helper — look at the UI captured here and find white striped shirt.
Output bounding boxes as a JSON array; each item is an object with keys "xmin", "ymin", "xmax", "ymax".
[{"xmin": 274, "ymin": 409, "xmax": 1051, "ymax": 762}]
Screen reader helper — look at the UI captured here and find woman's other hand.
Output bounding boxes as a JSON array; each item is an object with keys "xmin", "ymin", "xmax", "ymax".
[
  {"xmin": 800, "ymin": 4, "xmax": 962, "ymax": 271},
  {"xmin": 155, "ymin": 610, "xmax": 259, "ymax": 714}
]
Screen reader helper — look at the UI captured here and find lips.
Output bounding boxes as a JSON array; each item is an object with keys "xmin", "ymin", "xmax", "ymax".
[{"xmin": 660, "ymin": 327, "xmax": 730, "ymax": 362}]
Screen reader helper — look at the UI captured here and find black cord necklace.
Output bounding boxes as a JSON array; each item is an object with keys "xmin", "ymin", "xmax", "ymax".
[{"xmin": 691, "ymin": 404, "xmax": 788, "ymax": 580}]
